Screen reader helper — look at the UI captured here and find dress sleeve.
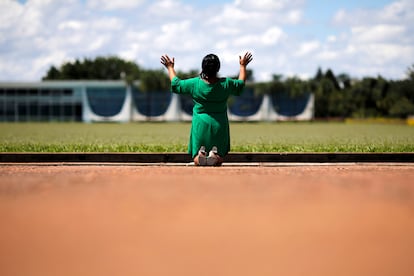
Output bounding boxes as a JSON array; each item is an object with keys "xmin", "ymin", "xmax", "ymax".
[
  {"xmin": 171, "ymin": 76, "xmax": 194, "ymax": 95},
  {"xmin": 228, "ymin": 78, "xmax": 245, "ymax": 96}
]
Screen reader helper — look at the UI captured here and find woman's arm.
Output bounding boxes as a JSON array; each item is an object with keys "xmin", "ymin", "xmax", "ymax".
[
  {"xmin": 238, "ymin": 52, "xmax": 253, "ymax": 82},
  {"xmin": 160, "ymin": 54, "xmax": 177, "ymax": 81}
]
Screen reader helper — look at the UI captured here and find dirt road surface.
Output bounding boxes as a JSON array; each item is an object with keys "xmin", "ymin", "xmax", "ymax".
[{"xmin": 1, "ymin": 164, "xmax": 414, "ymax": 276}]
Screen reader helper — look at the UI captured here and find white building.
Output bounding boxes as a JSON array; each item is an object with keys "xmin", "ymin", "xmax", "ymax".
[{"xmin": 0, "ymin": 81, "xmax": 314, "ymax": 122}]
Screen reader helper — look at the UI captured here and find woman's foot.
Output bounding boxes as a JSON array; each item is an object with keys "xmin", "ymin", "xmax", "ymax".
[
  {"xmin": 207, "ymin": 146, "xmax": 222, "ymax": 166},
  {"xmin": 194, "ymin": 146, "xmax": 207, "ymax": 166}
]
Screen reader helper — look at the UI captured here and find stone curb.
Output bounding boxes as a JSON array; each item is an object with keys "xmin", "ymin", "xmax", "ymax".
[{"xmin": 1, "ymin": 152, "xmax": 413, "ymax": 163}]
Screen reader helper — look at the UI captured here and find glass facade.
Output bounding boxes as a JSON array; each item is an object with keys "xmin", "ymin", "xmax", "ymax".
[
  {"xmin": 179, "ymin": 94, "xmax": 194, "ymax": 116},
  {"xmin": 86, "ymin": 87, "xmax": 125, "ymax": 117},
  {"xmin": 132, "ymin": 87, "xmax": 171, "ymax": 117},
  {"xmin": 228, "ymin": 87, "xmax": 263, "ymax": 116},
  {"xmin": 0, "ymin": 86, "xmax": 82, "ymax": 122},
  {"xmin": 271, "ymin": 91, "xmax": 311, "ymax": 117}
]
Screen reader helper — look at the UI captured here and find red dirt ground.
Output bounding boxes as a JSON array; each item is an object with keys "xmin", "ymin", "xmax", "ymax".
[{"xmin": 1, "ymin": 164, "xmax": 414, "ymax": 276}]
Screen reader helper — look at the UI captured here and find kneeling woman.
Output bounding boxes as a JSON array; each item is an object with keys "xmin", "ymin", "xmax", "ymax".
[{"xmin": 160, "ymin": 52, "xmax": 253, "ymax": 166}]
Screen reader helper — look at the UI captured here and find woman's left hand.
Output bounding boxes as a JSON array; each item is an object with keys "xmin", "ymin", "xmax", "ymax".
[{"xmin": 160, "ymin": 55, "xmax": 175, "ymax": 69}]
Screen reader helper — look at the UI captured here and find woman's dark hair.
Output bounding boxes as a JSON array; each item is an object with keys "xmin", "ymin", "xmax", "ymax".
[{"xmin": 200, "ymin": 54, "xmax": 220, "ymax": 80}]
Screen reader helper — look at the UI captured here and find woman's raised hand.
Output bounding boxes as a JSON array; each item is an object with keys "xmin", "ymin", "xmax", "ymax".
[
  {"xmin": 160, "ymin": 54, "xmax": 177, "ymax": 81},
  {"xmin": 239, "ymin": 52, "xmax": 253, "ymax": 66},
  {"xmin": 160, "ymin": 55, "xmax": 175, "ymax": 69},
  {"xmin": 238, "ymin": 52, "xmax": 253, "ymax": 82}
]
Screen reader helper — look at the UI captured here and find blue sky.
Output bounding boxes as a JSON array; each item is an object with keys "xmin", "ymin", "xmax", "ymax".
[
  {"xmin": 305, "ymin": 1, "xmax": 392, "ymax": 33},
  {"xmin": 2, "ymin": 0, "xmax": 413, "ymax": 81}
]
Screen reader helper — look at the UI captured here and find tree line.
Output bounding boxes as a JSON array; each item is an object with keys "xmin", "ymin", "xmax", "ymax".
[{"xmin": 43, "ymin": 56, "xmax": 414, "ymax": 118}]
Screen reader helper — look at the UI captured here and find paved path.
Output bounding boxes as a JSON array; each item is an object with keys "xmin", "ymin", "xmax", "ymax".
[{"xmin": 1, "ymin": 165, "xmax": 413, "ymax": 276}]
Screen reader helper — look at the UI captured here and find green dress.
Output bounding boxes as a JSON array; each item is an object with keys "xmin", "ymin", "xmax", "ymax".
[{"xmin": 171, "ymin": 76, "xmax": 245, "ymax": 158}]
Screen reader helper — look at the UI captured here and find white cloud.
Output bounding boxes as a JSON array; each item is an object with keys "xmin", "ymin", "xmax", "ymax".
[
  {"xmin": 0, "ymin": 0, "xmax": 413, "ymax": 82},
  {"xmin": 351, "ymin": 24, "xmax": 406, "ymax": 43},
  {"xmin": 207, "ymin": 5, "xmax": 254, "ymax": 26},
  {"xmin": 235, "ymin": 0, "xmax": 304, "ymax": 11},
  {"xmin": 89, "ymin": 18, "xmax": 124, "ymax": 31},
  {"xmin": 316, "ymin": 50, "xmax": 338, "ymax": 61},
  {"xmin": 87, "ymin": 35, "xmax": 111, "ymax": 52},
  {"xmin": 156, "ymin": 20, "xmax": 193, "ymax": 51},
  {"xmin": 232, "ymin": 27, "xmax": 284, "ymax": 48},
  {"xmin": 379, "ymin": 0, "xmax": 413, "ymax": 23},
  {"xmin": 147, "ymin": 0, "xmax": 194, "ymax": 19},
  {"xmin": 327, "ymin": 35, "xmax": 337, "ymax": 43},
  {"xmin": 324, "ymin": 0, "xmax": 413, "ymax": 79},
  {"xmin": 332, "ymin": 9, "xmax": 349, "ymax": 25},
  {"xmin": 295, "ymin": 40, "xmax": 320, "ymax": 57},
  {"xmin": 87, "ymin": 0, "xmax": 146, "ymax": 11},
  {"xmin": 262, "ymin": 27, "xmax": 285, "ymax": 45},
  {"xmin": 58, "ymin": 20, "xmax": 84, "ymax": 31},
  {"xmin": 359, "ymin": 43, "xmax": 414, "ymax": 65},
  {"xmin": 32, "ymin": 51, "xmax": 68, "ymax": 76},
  {"xmin": 0, "ymin": 0, "xmax": 24, "ymax": 29},
  {"xmin": 334, "ymin": 0, "xmax": 414, "ymax": 26},
  {"xmin": 286, "ymin": 9, "xmax": 303, "ymax": 24},
  {"xmin": 215, "ymin": 26, "xmax": 242, "ymax": 36}
]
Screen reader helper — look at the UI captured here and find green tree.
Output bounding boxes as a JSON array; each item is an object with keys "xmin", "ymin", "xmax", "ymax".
[
  {"xmin": 406, "ymin": 64, "xmax": 414, "ymax": 80},
  {"xmin": 255, "ymin": 74, "xmax": 285, "ymax": 95},
  {"xmin": 325, "ymin": 69, "xmax": 341, "ymax": 90},
  {"xmin": 177, "ymin": 69, "xmax": 199, "ymax": 79},
  {"xmin": 311, "ymin": 68, "xmax": 344, "ymax": 117},
  {"xmin": 43, "ymin": 56, "xmax": 141, "ymax": 82},
  {"xmin": 314, "ymin": 67, "xmax": 323, "ymax": 81},
  {"xmin": 337, "ymin": 73, "xmax": 351, "ymax": 89},
  {"xmin": 45, "ymin": 66, "xmax": 61, "ymax": 79},
  {"xmin": 386, "ymin": 79, "xmax": 414, "ymax": 118},
  {"xmin": 139, "ymin": 69, "xmax": 170, "ymax": 92}
]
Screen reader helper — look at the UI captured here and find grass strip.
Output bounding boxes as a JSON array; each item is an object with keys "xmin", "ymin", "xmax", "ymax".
[{"xmin": 1, "ymin": 122, "xmax": 413, "ymax": 153}]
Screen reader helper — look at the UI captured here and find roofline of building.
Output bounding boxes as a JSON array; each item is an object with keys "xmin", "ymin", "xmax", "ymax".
[{"xmin": 0, "ymin": 80, "xmax": 140, "ymax": 88}]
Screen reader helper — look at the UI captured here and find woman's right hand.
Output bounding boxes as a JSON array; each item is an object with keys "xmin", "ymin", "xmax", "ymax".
[
  {"xmin": 238, "ymin": 52, "xmax": 253, "ymax": 82},
  {"xmin": 239, "ymin": 52, "xmax": 253, "ymax": 67}
]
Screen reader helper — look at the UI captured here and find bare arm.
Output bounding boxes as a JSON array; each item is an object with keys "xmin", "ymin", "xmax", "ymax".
[
  {"xmin": 160, "ymin": 55, "xmax": 177, "ymax": 81},
  {"xmin": 238, "ymin": 52, "xmax": 253, "ymax": 82}
]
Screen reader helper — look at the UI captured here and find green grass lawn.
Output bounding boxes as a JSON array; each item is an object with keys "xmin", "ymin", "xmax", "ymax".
[{"xmin": 1, "ymin": 122, "xmax": 413, "ymax": 152}]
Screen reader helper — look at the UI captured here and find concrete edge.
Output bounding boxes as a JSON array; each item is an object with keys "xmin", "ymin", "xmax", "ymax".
[
  {"xmin": 1, "ymin": 162, "xmax": 414, "ymax": 167},
  {"xmin": 1, "ymin": 152, "xmax": 413, "ymax": 164}
]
